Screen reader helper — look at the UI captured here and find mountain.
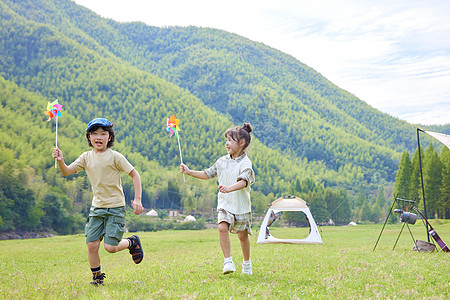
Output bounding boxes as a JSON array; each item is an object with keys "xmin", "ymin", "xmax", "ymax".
[{"xmin": 0, "ymin": 0, "xmax": 448, "ymax": 232}]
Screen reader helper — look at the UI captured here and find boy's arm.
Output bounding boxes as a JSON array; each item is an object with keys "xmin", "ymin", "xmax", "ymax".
[
  {"xmin": 129, "ymin": 169, "xmax": 143, "ymax": 215},
  {"xmin": 218, "ymin": 179, "xmax": 247, "ymax": 193},
  {"xmin": 180, "ymin": 163, "xmax": 209, "ymax": 180},
  {"xmin": 52, "ymin": 147, "xmax": 76, "ymax": 176}
]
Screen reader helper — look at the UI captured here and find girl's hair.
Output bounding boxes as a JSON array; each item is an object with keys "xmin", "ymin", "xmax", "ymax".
[
  {"xmin": 86, "ymin": 125, "xmax": 115, "ymax": 148},
  {"xmin": 225, "ymin": 123, "xmax": 253, "ymax": 150}
]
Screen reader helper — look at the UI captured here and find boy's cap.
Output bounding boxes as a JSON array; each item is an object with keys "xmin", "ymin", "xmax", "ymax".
[{"xmin": 86, "ymin": 118, "xmax": 112, "ymax": 131}]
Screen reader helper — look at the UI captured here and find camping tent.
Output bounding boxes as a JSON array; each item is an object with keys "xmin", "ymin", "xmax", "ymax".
[
  {"xmin": 146, "ymin": 209, "xmax": 158, "ymax": 217},
  {"xmin": 257, "ymin": 196, "xmax": 323, "ymax": 244},
  {"xmin": 184, "ymin": 215, "xmax": 196, "ymax": 222}
]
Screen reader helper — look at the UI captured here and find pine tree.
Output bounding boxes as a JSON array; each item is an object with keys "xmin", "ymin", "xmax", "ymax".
[
  {"xmin": 355, "ymin": 184, "xmax": 367, "ymax": 208},
  {"xmin": 370, "ymin": 202, "xmax": 382, "ymax": 223},
  {"xmin": 375, "ymin": 185, "xmax": 386, "ymax": 208},
  {"xmin": 394, "ymin": 150, "xmax": 412, "ymax": 199},
  {"xmin": 409, "ymin": 147, "xmax": 422, "ymax": 209},
  {"xmin": 439, "ymin": 147, "xmax": 450, "ymax": 218},
  {"xmin": 354, "ymin": 185, "xmax": 367, "ymax": 222},
  {"xmin": 424, "ymin": 143, "xmax": 443, "ymax": 218}
]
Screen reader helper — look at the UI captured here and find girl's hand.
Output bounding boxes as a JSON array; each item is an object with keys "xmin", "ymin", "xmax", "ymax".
[
  {"xmin": 180, "ymin": 163, "xmax": 190, "ymax": 174},
  {"xmin": 218, "ymin": 185, "xmax": 231, "ymax": 193},
  {"xmin": 52, "ymin": 147, "xmax": 63, "ymax": 161}
]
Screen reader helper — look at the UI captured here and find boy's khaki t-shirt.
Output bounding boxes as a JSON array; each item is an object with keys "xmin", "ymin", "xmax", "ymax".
[{"xmin": 70, "ymin": 148, "xmax": 134, "ymax": 208}]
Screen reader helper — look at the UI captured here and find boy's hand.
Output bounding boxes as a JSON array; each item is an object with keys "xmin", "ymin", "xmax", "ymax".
[
  {"xmin": 52, "ymin": 147, "xmax": 63, "ymax": 161},
  {"xmin": 131, "ymin": 200, "xmax": 143, "ymax": 215},
  {"xmin": 180, "ymin": 163, "xmax": 190, "ymax": 174}
]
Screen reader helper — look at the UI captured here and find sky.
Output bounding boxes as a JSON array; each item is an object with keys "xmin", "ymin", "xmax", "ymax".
[{"xmin": 73, "ymin": 0, "xmax": 450, "ymax": 125}]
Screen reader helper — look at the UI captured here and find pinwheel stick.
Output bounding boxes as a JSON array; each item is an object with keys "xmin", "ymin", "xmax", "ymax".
[
  {"xmin": 176, "ymin": 130, "xmax": 185, "ymax": 182},
  {"xmin": 55, "ymin": 115, "xmax": 58, "ymax": 168}
]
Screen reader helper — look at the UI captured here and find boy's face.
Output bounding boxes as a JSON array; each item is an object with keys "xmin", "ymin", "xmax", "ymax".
[{"xmin": 89, "ymin": 127, "xmax": 111, "ymax": 153}]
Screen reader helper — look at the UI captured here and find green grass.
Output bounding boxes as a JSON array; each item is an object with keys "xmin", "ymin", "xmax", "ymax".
[{"xmin": 1, "ymin": 221, "xmax": 449, "ymax": 299}]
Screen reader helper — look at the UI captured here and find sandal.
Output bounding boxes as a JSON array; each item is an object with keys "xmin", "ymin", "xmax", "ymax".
[
  {"xmin": 90, "ymin": 273, "xmax": 106, "ymax": 286},
  {"xmin": 128, "ymin": 235, "xmax": 144, "ymax": 264}
]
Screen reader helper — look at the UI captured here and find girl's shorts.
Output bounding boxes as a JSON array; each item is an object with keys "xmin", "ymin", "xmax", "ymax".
[
  {"xmin": 85, "ymin": 206, "xmax": 126, "ymax": 246},
  {"xmin": 217, "ymin": 209, "xmax": 252, "ymax": 235}
]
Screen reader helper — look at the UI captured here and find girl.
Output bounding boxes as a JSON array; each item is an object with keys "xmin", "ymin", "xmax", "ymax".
[{"xmin": 180, "ymin": 123, "xmax": 255, "ymax": 275}]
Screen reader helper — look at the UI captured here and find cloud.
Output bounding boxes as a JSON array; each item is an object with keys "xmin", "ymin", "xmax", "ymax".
[{"xmin": 74, "ymin": 0, "xmax": 450, "ymax": 125}]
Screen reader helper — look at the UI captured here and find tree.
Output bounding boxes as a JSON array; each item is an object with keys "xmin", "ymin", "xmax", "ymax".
[
  {"xmin": 0, "ymin": 167, "xmax": 42, "ymax": 231},
  {"xmin": 304, "ymin": 189, "xmax": 327, "ymax": 224},
  {"xmin": 324, "ymin": 187, "xmax": 350, "ymax": 225},
  {"xmin": 393, "ymin": 151, "xmax": 412, "ymax": 199},
  {"xmin": 424, "ymin": 143, "xmax": 443, "ymax": 218},
  {"xmin": 439, "ymin": 147, "xmax": 450, "ymax": 218},
  {"xmin": 369, "ymin": 202, "xmax": 382, "ymax": 223},
  {"xmin": 375, "ymin": 186, "xmax": 386, "ymax": 208},
  {"xmin": 355, "ymin": 184, "xmax": 367, "ymax": 208},
  {"xmin": 40, "ymin": 193, "xmax": 74, "ymax": 234},
  {"xmin": 409, "ymin": 147, "xmax": 422, "ymax": 208}
]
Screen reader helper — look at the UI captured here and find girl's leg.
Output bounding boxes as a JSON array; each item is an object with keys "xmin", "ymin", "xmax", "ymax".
[
  {"xmin": 218, "ymin": 221, "xmax": 231, "ymax": 258},
  {"xmin": 87, "ymin": 239, "xmax": 101, "ymax": 268},
  {"xmin": 238, "ymin": 229, "xmax": 250, "ymax": 261}
]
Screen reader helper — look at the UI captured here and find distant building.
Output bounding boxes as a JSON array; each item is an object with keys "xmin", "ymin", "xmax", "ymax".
[{"xmin": 169, "ymin": 210, "xmax": 181, "ymax": 217}]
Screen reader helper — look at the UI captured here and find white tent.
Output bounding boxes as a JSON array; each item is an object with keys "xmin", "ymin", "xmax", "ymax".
[
  {"xmin": 184, "ymin": 215, "xmax": 196, "ymax": 222},
  {"xmin": 424, "ymin": 130, "xmax": 450, "ymax": 150},
  {"xmin": 257, "ymin": 196, "xmax": 323, "ymax": 244},
  {"xmin": 146, "ymin": 209, "xmax": 158, "ymax": 217}
]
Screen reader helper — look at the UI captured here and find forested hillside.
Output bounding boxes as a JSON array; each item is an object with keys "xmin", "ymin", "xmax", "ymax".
[{"xmin": 0, "ymin": 0, "xmax": 448, "ymax": 235}]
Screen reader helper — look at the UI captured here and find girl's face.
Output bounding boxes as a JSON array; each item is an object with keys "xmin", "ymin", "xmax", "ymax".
[
  {"xmin": 89, "ymin": 127, "xmax": 111, "ymax": 153},
  {"xmin": 226, "ymin": 136, "xmax": 245, "ymax": 158}
]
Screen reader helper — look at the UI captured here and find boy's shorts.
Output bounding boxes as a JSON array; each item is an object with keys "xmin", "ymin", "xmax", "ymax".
[
  {"xmin": 217, "ymin": 209, "xmax": 252, "ymax": 235},
  {"xmin": 85, "ymin": 206, "xmax": 126, "ymax": 246}
]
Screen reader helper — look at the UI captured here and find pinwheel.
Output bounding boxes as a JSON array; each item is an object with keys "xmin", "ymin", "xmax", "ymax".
[
  {"xmin": 166, "ymin": 114, "xmax": 185, "ymax": 181},
  {"xmin": 44, "ymin": 99, "xmax": 63, "ymax": 167},
  {"xmin": 166, "ymin": 114, "xmax": 180, "ymax": 137}
]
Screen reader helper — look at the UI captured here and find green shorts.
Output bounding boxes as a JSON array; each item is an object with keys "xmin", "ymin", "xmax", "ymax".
[{"xmin": 85, "ymin": 206, "xmax": 126, "ymax": 246}]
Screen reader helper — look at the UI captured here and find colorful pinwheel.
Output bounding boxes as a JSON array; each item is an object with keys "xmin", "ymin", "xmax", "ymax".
[
  {"xmin": 44, "ymin": 99, "xmax": 63, "ymax": 121},
  {"xmin": 44, "ymin": 99, "xmax": 63, "ymax": 167},
  {"xmin": 166, "ymin": 114, "xmax": 180, "ymax": 137},
  {"xmin": 166, "ymin": 114, "xmax": 185, "ymax": 181}
]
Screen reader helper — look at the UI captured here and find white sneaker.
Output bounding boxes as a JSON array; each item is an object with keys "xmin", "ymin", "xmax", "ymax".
[
  {"xmin": 242, "ymin": 260, "xmax": 252, "ymax": 275},
  {"xmin": 223, "ymin": 260, "xmax": 236, "ymax": 274}
]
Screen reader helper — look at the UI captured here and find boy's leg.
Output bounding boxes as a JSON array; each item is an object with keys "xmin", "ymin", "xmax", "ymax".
[
  {"xmin": 87, "ymin": 239, "xmax": 107, "ymax": 285},
  {"xmin": 104, "ymin": 239, "xmax": 130, "ymax": 253},
  {"xmin": 103, "ymin": 236, "xmax": 143, "ymax": 264},
  {"xmin": 218, "ymin": 221, "xmax": 231, "ymax": 258},
  {"xmin": 101, "ymin": 207, "xmax": 143, "ymax": 264},
  {"xmin": 237, "ymin": 229, "xmax": 250, "ymax": 261},
  {"xmin": 87, "ymin": 239, "xmax": 101, "ymax": 268}
]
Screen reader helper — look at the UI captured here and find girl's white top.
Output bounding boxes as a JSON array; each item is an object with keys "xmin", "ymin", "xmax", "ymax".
[{"xmin": 204, "ymin": 153, "xmax": 255, "ymax": 214}]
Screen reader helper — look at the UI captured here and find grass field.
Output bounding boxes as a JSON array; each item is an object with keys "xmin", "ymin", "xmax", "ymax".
[{"xmin": 1, "ymin": 221, "xmax": 449, "ymax": 299}]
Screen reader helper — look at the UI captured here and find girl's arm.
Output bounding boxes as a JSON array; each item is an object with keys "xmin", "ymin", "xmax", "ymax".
[
  {"xmin": 218, "ymin": 179, "xmax": 247, "ymax": 193},
  {"xmin": 180, "ymin": 163, "xmax": 209, "ymax": 180},
  {"xmin": 52, "ymin": 147, "xmax": 76, "ymax": 176},
  {"xmin": 129, "ymin": 169, "xmax": 143, "ymax": 215}
]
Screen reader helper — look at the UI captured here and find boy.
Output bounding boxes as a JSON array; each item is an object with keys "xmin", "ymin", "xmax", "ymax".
[{"xmin": 52, "ymin": 117, "xmax": 144, "ymax": 285}]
